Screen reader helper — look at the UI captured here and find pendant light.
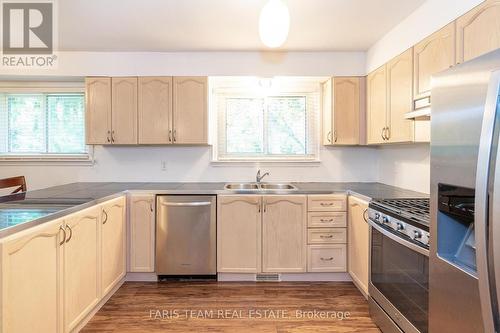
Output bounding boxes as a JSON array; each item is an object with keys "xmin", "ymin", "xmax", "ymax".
[{"xmin": 259, "ymin": 0, "xmax": 290, "ymax": 48}]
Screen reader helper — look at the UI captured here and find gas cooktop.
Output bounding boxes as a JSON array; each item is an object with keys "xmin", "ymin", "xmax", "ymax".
[{"xmin": 370, "ymin": 198, "xmax": 430, "ymax": 227}]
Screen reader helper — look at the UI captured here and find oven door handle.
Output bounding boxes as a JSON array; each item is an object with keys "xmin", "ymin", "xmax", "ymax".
[{"xmin": 368, "ymin": 218, "xmax": 429, "ymax": 257}]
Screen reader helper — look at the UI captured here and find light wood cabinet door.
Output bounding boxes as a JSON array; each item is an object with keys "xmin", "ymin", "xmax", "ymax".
[
  {"xmin": 366, "ymin": 66, "xmax": 387, "ymax": 144},
  {"xmin": 86, "ymin": 77, "xmax": 111, "ymax": 144},
  {"xmin": 172, "ymin": 77, "xmax": 208, "ymax": 144},
  {"xmin": 101, "ymin": 196, "xmax": 126, "ymax": 295},
  {"xmin": 414, "ymin": 23, "xmax": 456, "ymax": 101},
  {"xmin": 217, "ymin": 195, "xmax": 262, "ymax": 273},
  {"xmin": 0, "ymin": 218, "xmax": 64, "ymax": 333},
  {"xmin": 457, "ymin": 0, "xmax": 500, "ymax": 63},
  {"xmin": 321, "ymin": 78, "xmax": 334, "ymax": 145},
  {"xmin": 111, "ymin": 77, "xmax": 138, "ymax": 144},
  {"xmin": 262, "ymin": 195, "xmax": 307, "ymax": 273},
  {"xmin": 64, "ymin": 206, "xmax": 101, "ymax": 332},
  {"xmin": 387, "ymin": 49, "xmax": 414, "ymax": 143},
  {"xmin": 129, "ymin": 194, "xmax": 155, "ymax": 272},
  {"xmin": 348, "ymin": 196, "xmax": 370, "ymax": 297},
  {"xmin": 138, "ymin": 77, "xmax": 173, "ymax": 144},
  {"xmin": 333, "ymin": 77, "xmax": 361, "ymax": 145}
]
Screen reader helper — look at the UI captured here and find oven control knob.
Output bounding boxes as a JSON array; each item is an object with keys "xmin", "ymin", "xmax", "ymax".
[
  {"xmin": 413, "ymin": 230, "xmax": 423, "ymax": 240},
  {"xmin": 382, "ymin": 216, "xmax": 390, "ymax": 224},
  {"xmin": 375, "ymin": 212, "xmax": 380, "ymax": 221},
  {"xmin": 396, "ymin": 222, "xmax": 405, "ymax": 231}
]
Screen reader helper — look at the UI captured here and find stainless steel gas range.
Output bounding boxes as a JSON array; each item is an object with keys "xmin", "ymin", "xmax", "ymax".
[{"xmin": 367, "ymin": 198, "xmax": 430, "ymax": 333}]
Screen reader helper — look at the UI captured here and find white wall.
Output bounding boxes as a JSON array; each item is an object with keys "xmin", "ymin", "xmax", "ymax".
[{"xmin": 366, "ymin": 0, "xmax": 484, "ymax": 72}]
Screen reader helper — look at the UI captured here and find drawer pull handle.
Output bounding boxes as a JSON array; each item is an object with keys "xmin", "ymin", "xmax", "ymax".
[
  {"xmin": 320, "ymin": 218, "xmax": 334, "ymax": 222},
  {"xmin": 320, "ymin": 257, "xmax": 334, "ymax": 261},
  {"xmin": 320, "ymin": 235, "xmax": 334, "ymax": 239},
  {"xmin": 320, "ymin": 202, "xmax": 334, "ymax": 206}
]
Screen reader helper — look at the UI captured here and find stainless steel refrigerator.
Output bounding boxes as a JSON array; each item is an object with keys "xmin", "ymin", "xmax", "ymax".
[{"xmin": 430, "ymin": 48, "xmax": 500, "ymax": 332}]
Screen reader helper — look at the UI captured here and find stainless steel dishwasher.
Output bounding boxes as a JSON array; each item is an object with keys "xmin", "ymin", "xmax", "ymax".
[{"xmin": 156, "ymin": 195, "xmax": 216, "ymax": 276}]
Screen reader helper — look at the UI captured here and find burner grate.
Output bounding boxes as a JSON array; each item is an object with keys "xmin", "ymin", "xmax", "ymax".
[{"xmin": 372, "ymin": 198, "xmax": 430, "ymax": 225}]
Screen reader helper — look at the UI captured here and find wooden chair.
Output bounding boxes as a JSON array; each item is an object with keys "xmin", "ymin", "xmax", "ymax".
[{"xmin": 0, "ymin": 176, "xmax": 27, "ymax": 194}]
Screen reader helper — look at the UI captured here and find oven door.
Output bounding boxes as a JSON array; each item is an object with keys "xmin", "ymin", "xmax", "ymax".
[{"xmin": 368, "ymin": 219, "xmax": 429, "ymax": 333}]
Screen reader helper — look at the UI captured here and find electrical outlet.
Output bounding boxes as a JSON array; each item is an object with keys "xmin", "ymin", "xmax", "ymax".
[{"xmin": 161, "ymin": 161, "xmax": 167, "ymax": 171}]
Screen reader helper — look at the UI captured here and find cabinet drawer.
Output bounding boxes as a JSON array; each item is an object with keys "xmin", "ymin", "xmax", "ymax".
[
  {"xmin": 307, "ymin": 212, "xmax": 346, "ymax": 228},
  {"xmin": 308, "ymin": 228, "xmax": 346, "ymax": 244},
  {"xmin": 307, "ymin": 195, "xmax": 346, "ymax": 212},
  {"xmin": 307, "ymin": 245, "xmax": 346, "ymax": 272}
]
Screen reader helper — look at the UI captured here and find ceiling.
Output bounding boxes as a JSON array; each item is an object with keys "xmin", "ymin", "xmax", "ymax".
[{"xmin": 58, "ymin": 0, "xmax": 426, "ymax": 52}]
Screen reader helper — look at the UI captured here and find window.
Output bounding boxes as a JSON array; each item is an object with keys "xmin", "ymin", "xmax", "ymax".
[
  {"xmin": 214, "ymin": 85, "xmax": 319, "ymax": 162},
  {"xmin": 0, "ymin": 93, "xmax": 87, "ymax": 158}
]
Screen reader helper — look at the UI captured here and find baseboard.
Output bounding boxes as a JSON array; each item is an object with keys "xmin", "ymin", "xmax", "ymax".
[
  {"xmin": 126, "ymin": 272, "xmax": 158, "ymax": 282},
  {"xmin": 217, "ymin": 272, "xmax": 352, "ymax": 282},
  {"xmin": 72, "ymin": 277, "xmax": 125, "ymax": 333}
]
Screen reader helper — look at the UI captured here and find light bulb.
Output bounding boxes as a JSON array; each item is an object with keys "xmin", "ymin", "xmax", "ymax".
[{"xmin": 259, "ymin": 0, "xmax": 290, "ymax": 48}]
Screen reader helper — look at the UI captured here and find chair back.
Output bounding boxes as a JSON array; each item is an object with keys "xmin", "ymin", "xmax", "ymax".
[{"xmin": 0, "ymin": 176, "xmax": 27, "ymax": 194}]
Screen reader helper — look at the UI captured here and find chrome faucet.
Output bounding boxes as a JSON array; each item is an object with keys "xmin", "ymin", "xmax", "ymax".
[{"xmin": 256, "ymin": 169, "xmax": 270, "ymax": 183}]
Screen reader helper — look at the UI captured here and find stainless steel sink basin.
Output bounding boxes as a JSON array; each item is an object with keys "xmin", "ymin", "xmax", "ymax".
[
  {"xmin": 224, "ymin": 183, "xmax": 259, "ymax": 190},
  {"xmin": 259, "ymin": 183, "xmax": 297, "ymax": 190},
  {"xmin": 224, "ymin": 183, "xmax": 297, "ymax": 192}
]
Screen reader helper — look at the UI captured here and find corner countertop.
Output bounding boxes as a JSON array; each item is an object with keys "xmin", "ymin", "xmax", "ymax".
[{"xmin": 0, "ymin": 182, "xmax": 427, "ymax": 239}]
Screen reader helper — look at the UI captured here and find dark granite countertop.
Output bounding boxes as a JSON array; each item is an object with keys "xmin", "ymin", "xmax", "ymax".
[{"xmin": 0, "ymin": 182, "xmax": 427, "ymax": 238}]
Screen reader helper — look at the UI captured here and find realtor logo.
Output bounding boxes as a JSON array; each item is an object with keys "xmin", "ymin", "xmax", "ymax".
[{"xmin": 2, "ymin": 1, "xmax": 53, "ymax": 54}]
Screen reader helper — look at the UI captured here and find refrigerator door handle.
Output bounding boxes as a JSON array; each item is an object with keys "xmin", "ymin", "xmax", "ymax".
[{"xmin": 475, "ymin": 69, "xmax": 500, "ymax": 333}]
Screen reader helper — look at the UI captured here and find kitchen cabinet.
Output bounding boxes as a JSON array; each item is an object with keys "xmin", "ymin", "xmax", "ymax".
[
  {"xmin": 101, "ymin": 196, "xmax": 126, "ymax": 295},
  {"xmin": 348, "ymin": 196, "xmax": 369, "ymax": 297},
  {"xmin": 262, "ymin": 195, "xmax": 307, "ymax": 273},
  {"xmin": 129, "ymin": 194, "xmax": 155, "ymax": 272},
  {"xmin": 387, "ymin": 48, "xmax": 414, "ymax": 143},
  {"xmin": 457, "ymin": 0, "xmax": 500, "ymax": 63},
  {"xmin": 63, "ymin": 206, "xmax": 101, "ymax": 332},
  {"xmin": 366, "ymin": 65, "xmax": 388, "ymax": 144},
  {"xmin": 111, "ymin": 77, "xmax": 138, "ymax": 144},
  {"xmin": 307, "ymin": 194, "xmax": 346, "ymax": 212},
  {"xmin": 217, "ymin": 195, "xmax": 262, "ymax": 273},
  {"xmin": 0, "ymin": 218, "xmax": 65, "ymax": 333},
  {"xmin": 413, "ymin": 23, "xmax": 456, "ymax": 104},
  {"xmin": 85, "ymin": 77, "xmax": 111, "ymax": 145},
  {"xmin": 138, "ymin": 77, "xmax": 173, "ymax": 144},
  {"xmin": 307, "ymin": 244, "xmax": 347, "ymax": 272},
  {"xmin": 172, "ymin": 76, "xmax": 208, "ymax": 144},
  {"xmin": 322, "ymin": 77, "xmax": 365, "ymax": 145}
]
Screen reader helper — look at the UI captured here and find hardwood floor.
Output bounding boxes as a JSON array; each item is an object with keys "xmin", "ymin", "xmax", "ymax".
[{"xmin": 82, "ymin": 281, "xmax": 380, "ymax": 333}]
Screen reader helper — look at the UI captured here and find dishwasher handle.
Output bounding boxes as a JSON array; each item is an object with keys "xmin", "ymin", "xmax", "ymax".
[{"xmin": 160, "ymin": 201, "xmax": 212, "ymax": 207}]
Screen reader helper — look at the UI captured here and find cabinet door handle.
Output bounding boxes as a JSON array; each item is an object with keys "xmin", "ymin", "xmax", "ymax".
[
  {"xmin": 111, "ymin": 130, "xmax": 116, "ymax": 143},
  {"xmin": 59, "ymin": 225, "xmax": 66, "ymax": 245},
  {"xmin": 173, "ymin": 130, "xmax": 177, "ymax": 142},
  {"xmin": 150, "ymin": 203, "xmax": 153, "ymax": 212},
  {"xmin": 381, "ymin": 127, "xmax": 386, "ymax": 140},
  {"xmin": 257, "ymin": 201, "xmax": 261, "ymax": 213},
  {"xmin": 327, "ymin": 131, "xmax": 332, "ymax": 143},
  {"xmin": 65, "ymin": 225, "xmax": 73, "ymax": 243},
  {"xmin": 386, "ymin": 127, "xmax": 391, "ymax": 140},
  {"xmin": 334, "ymin": 130, "xmax": 338, "ymax": 143},
  {"xmin": 168, "ymin": 130, "xmax": 172, "ymax": 143},
  {"xmin": 320, "ymin": 235, "xmax": 334, "ymax": 239},
  {"xmin": 107, "ymin": 130, "xmax": 111, "ymax": 143},
  {"xmin": 263, "ymin": 201, "xmax": 267, "ymax": 213},
  {"xmin": 363, "ymin": 208, "xmax": 369, "ymax": 223},
  {"xmin": 320, "ymin": 257, "xmax": 334, "ymax": 261},
  {"xmin": 102, "ymin": 210, "xmax": 108, "ymax": 224}
]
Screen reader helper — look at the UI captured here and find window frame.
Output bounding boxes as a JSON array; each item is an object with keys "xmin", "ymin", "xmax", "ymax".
[
  {"xmin": 213, "ymin": 87, "xmax": 320, "ymax": 163},
  {"xmin": 0, "ymin": 84, "xmax": 93, "ymax": 165}
]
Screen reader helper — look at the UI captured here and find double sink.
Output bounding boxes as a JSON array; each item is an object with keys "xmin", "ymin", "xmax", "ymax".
[{"xmin": 224, "ymin": 182, "xmax": 298, "ymax": 192}]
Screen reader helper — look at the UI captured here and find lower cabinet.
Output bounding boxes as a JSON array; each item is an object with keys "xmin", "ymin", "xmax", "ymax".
[
  {"xmin": 262, "ymin": 195, "xmax": 307, "ymax": 273},
  {"xmin": 101, "ymin": 196, "xmax": 127, "ymax": 296},
  {"xmin": 347, "ymin": 195, "xmax": 370, "ymax": 296},
  {"xmin": 217, "ymin": 195, "xmax": 261, "ymax": 273},
  {"xmin": 307, "ymin": 244, "xmax": 347, "ymax": 272},
  {"xmin": 0, "ymin": 196, "xmax": 126, "ymax": 333},
  {"xmin": 64, "ymin": 206, "xmax": 101, "ymax": 332},
  {"xmin": 0, "ymin": 218, "xmax": 65, "ymax": 333},
  {"xmin": 129, "ymin": 194, "xmax": 155, "ymax": 272}
]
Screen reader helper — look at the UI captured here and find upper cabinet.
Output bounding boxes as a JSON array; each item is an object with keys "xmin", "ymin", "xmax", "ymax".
[
  {"xmin": 366, "ymin": 65, "xmax": 388, "ymax": 144},
  {"xmin": 138, "ymin": 77, "xmax": 173, "ymax": 144},
  {"xmin": 111, "ymin": 77, "xmax": 138, "ymax": 144},
  {"xmin": 85, "ymin": 77, "xmax": 111, "ymax": 145},
  {"xmin": 172, "ymin": 77, "xmax": 208, "ymax": 145},
  {"xmin": 413, "ymin": 23, "xmax": 456, "ymax": 104},
  {"xmin": 457, "ymin": 0, "xmax": 500, "ymax": 63},
  {"xmin": 86, "ymin": 76, "xmax": 208, "ymax": 146},
  {"xmin": 322, "ymin": 77, "xmax": 365, "ymax": 145},
  {"xmin": 387, "ymin": 48, "xmax": 414, "ymax": 143}
]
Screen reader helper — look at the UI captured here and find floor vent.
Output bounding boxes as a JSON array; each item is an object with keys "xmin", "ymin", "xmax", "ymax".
[{"xmin": 256, "ymin": 273, "xmax": 281, "ymax": 282}]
